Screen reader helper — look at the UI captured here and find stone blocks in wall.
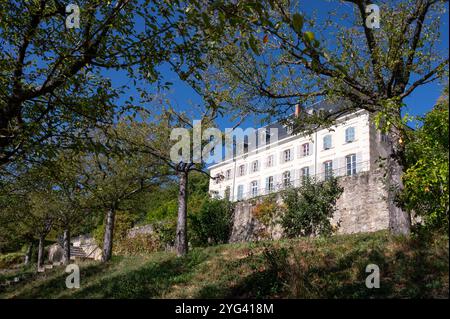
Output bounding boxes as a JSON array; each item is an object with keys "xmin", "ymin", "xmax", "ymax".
[{"xmin": 230, "ymin": 169, "xmax": 389, "ymax": 242}]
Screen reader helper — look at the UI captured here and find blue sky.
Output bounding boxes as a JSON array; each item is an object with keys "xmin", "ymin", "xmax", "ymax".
[{"xmin": 108, "ymin": 1, "xmax": 449, "ymax": 130}]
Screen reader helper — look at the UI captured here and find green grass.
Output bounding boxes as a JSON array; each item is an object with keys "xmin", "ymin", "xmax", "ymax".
[{"xmin": 0, "ymin": 231, "xmax": 448, "ymax": 299}]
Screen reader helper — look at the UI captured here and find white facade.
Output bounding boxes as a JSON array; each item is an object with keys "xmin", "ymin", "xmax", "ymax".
[{"xmin": 209, "ymin": 110, "xmax": 384, "ymax": 201}]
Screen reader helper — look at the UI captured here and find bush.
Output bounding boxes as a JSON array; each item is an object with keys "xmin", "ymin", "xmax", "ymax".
[
  {"xmin": 280, "ymin": 177, "xmax": 343, "ymax": 237},
  {"xmin": 189, "ymin": 198, "xmax": 233, "ymax": 247},
  {"xmin": 0, "ymin": 252, "xmax": 24, "ymax": 269},
  {"xmin": 252, "ymin": 195, "xmax": 281, "ymax": 239}
]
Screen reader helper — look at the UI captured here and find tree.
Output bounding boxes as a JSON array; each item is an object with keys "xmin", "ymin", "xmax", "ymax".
[
  {"xmin": 117, "ymin": 107, "xmax": 220, "ymax": 256},
  {"xmin": 40, "ymin": 153, "xmax": 91, "ymax": 264},
  {"xmin": 281, "ymin": 177, "xmax": 343, "ymax": 237},
  {"xmin": 78, "ymin": 128, "xmax": 167, "ymax": 262},
  {"xmin": 0, "ymin": 0, "xmax": 210, "ymax": 166},
  {"xmin": 0, "ymin": 166, "xmax": 61, "ymax": 270},
  {"xmin": 192, "ymin": 0, "xmax": 449, "ymax": 235},
  {"xmin": 400, "ymin": 87, "xmax": 449, "ymax": 231}
]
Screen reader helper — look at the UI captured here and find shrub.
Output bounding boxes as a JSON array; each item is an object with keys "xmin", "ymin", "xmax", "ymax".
[
  {"xmin": 189, "ymin": 198, "xmax": 233, "ymax": 246},
  {"xmin": 252, "ymin": 195, "xmax": 281, "ymax": 239},
  {"xmin": 0, "ymin": 252, "xmax": 24, "ymax": 269},
  {"xmin": 280, "ymin": 177, "xmax": 343, "ymax": 237}
]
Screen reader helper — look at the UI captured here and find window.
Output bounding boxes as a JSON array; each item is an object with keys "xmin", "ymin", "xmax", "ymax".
[
  {"xmin": 266, "ymin": 155, "xmax": 274, "ymax": 167},
  {"xmin": 283, "ymin": 149, "xmax": 291, "ymax": 162},
  {"xmin": 237, "ymin": 185, "xmax": 244, "ymax": 200},
  {"xmin": 225, "ymin": 186, "xmax": 231, "ymax": 200},
  {"xmin": 265, "ymin": 128, "xmax": 271, "ymax": 144},
  {"xmin": 301, "ymin": 143, "xmax": 310, "ymax": 157},
  {"xmin": 324, "ymin": 161, "xmax": 333, "ymax": 180},
  {"xmin": 251, "ymin": 160, "xmax": 259, "ymax": 172},
  {"xmin": 346, "ymin": 154, "xmax": 357, "ymax": 176},
  {"xmin": 225, "ymin": 169, "xmax": 232, "ymax": 180},
  {"xmin": 345, "ymin": 127, "xmax": 355, "ymax": 143},
  {"xmin": 238, "ymin": 164, "xmax": 246, "ymax": 176},
  {"xmin": 265, "ymin": 176, "xmax": 274, "ymax": 192},
  {"xmin": 323, "ymin": 135, "xmax": 332, "ymax": 150},
  {"xmin": 301, "ymin": 167, "xmax": 309, "ymax": 184},
  {"xmin": 251, "ymin": 181, "xmax": 258, "ymax": 197},
  {"xmin": 282, "ymin": 171, "xmax": 291, "ymax": 188}
]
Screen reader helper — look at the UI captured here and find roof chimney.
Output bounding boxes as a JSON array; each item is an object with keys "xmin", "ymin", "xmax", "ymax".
[{"xmin": 294, "ymin": 104, "xmax": 301, "ymax": 117}]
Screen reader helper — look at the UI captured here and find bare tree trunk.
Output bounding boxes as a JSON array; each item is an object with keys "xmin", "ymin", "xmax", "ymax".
[
  {"xmin": 387, "ymin": 128, "xmax": 411, "ymax": 235},
  {"xmin": 102, "ymin": 208, "xmax": 115, "ymax": 262},
  {"xmin": 62, "ymin": 228, "xmax": 71, "ymax": 265},
  {"xmin": 37, "ymin": 235, "xmax": 45, "ymax": 270},
  {"xmin": 24, "ymin": 241, "xmax": 33, "ymax": 265},
  {"xmin": 175, "ymin": 170, "xmax": 188, "ymax": 256}
]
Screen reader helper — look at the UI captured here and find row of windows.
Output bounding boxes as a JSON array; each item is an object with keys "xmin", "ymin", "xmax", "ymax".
[
  {"xmin": 218, "ymin": 127, "xmax": 357, "ymax": 181},
  {"xmin": 232, "ymin": 154, "xmax": 358, "ymax": 200}
]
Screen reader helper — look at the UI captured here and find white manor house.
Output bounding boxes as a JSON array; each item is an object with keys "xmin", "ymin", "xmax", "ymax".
[{"xmin": 208, "ymin": 102, "xmax": 389, "ymax": 202}]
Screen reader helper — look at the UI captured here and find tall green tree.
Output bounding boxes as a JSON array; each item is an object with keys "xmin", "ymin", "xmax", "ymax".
[
  {"xmin": 400, "ymin": 87, "xmax": 449, "ymax": 231},
  {"xmin": 117, "ymin": 107, "xmax": 219, "ymax": 256},
  {"xmin": 0, "ymin": 0, "xmax": 210, "ymax": 165},
  {"xmin": 191, "ymin": 0, "xmax": 449, "ymax": 235},
  {"xmin": 78, "ymin": 127, "xmax": 167, "ymax": 262}
]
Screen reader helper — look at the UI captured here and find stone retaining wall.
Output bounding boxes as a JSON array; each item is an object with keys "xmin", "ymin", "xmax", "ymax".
[{"xmin": 230, "ymin": 169, "xmax": 389, "ymax": 242}]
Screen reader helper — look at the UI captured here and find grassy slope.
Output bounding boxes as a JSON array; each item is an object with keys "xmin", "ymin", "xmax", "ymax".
[{"xmin": 0, "ymin": 231, "xmax": 448, "ymax": 299}]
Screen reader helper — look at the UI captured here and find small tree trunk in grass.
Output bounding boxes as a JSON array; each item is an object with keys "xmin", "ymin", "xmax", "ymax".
[
  {"xmin": 37, "ymin": 235, "xmax": 45, "ymax": 270},
  {"xmin": 24, "ymin": 241, "xmax": 33, "ymax": 265},
  {"xmin": 175, "ymin": 170, "xmax": 188, "ymax": 256},
  {"xmin": 102, "ymin": 207, "xmax": 115, "ymax": 262},
  {"xmin": 387, "ymin": 128, "xmax": 411, "ymax": 235},
  {"xmin": 62, "ymin": 228, "xmax": 71, "ymax": 265}
]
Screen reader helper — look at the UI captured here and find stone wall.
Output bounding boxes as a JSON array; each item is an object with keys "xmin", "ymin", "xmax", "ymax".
[{"xmin": 229, "ymin": 169, "xmax": 389, "ymax": 242}]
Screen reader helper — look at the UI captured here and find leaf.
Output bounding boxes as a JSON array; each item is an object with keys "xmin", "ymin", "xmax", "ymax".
[
  {"xmin": 304, "ymin": 31, "xmax": 315, "ymax": 43},
  {"xmin": 292, "ymin": 13, "xmax": 304, "ymax": 33},
  {"xmin": 263, "ymin": 34, "xmax": 269, "ymax": 44},
  {"xmin": 249, "ymin": 34, "xmax": 260, "ymax": 55}
]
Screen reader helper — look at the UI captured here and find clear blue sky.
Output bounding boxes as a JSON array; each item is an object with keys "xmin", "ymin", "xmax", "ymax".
[{"xmin": 108, "ymin": 1, "xmax": 449, "ymax": 130}]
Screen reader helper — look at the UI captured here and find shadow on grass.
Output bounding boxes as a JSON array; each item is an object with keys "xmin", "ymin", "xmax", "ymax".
[
  {"xmin": 68, "ymin": 251, "xmax": 211, "ymax": 298},
  {"xmin": 9, "ymin": 261, "xmax": 116, "ymax": 298}
]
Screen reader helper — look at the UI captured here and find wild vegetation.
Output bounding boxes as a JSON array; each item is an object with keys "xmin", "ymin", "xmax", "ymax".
[
  {"xmin": 0, "ymin": 0, "xmax": 448, "ymax": 299},
  {"xmin": 0, "ymin": 231, "xmax": 447, "ymax": 299}
]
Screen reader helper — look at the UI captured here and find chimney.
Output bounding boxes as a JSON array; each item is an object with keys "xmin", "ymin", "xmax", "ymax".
[{"xmin": 294, "ymin": 104, "xmax": 301, "ymax": 117}]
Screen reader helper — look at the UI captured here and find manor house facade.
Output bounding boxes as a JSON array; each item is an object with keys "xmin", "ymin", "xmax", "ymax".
[{"xmin": 208, "ymin": 102, "xmax": 390, "ymax": 202}]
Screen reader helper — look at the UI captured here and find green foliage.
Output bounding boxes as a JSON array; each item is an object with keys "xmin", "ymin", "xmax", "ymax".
[
  {"xmin": 251, "ymin": 195, "xmax": 280, "ymax": 239},
  {"xmin": 401, "ymin": 89, "xmax": 449, "ymax": 231},
  {"xmin": 189, "ymin": 198, "xmax": 234, "ymax": 247},
  {"xmin": 280, "ymin": 177, "xmax": 343, "ymax": 237},
  {"xmin": 2, "ymin": 231, "xmax": 447, "ymax": 299},
  {"xmin": 0, "ymin": 252, "xmax": 24, "ymax": 269},
  {"xmin": 94, "ymin": 211, "xmax": 138, "ymax": 252}
]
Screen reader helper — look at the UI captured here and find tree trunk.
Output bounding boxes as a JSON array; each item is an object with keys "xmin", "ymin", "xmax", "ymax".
[
  {"xmin": 387, "ymin": 128, "xmax": 411, "ymax": 235},
  {"xmin": 37, "ymin": 235, "xmax": 45, "ymax": 270},
  {"xmin": 175, "ymin": 170, "xmax": 188, "ymax": 256},
  {"xmin": 62, "ymin": 228, "xmax": 71, "ymax": 265},
  {"xmin": 24, "ymin": 241, "xmax": 33, "ymax": 265},
  {"xmin": 102, "ymin": 208, "xmax": 115, "ymax": 262}
]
